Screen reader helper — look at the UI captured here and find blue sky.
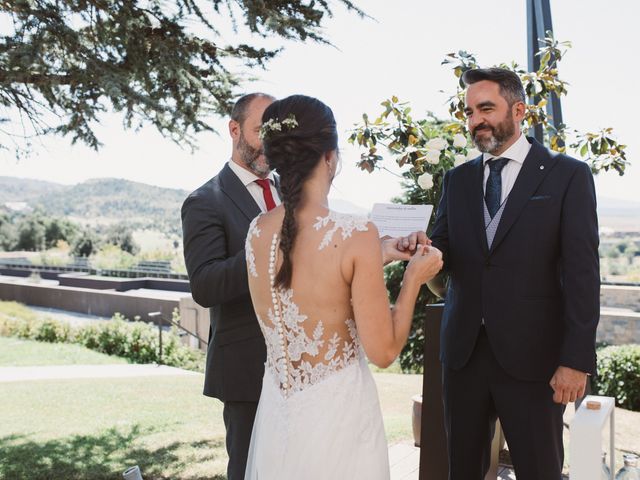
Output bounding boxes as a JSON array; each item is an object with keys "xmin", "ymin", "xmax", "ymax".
[{"xmin": 1, "ymin": 0, "xmax": 638, "ymax": 211}]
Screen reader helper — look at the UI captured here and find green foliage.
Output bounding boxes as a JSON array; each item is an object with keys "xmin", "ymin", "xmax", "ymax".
[
  {"xmin": 91, "ymin": 244, "xmax": 137, "ymax": 270},
  {"xmin": 34, "ymin": 319, "xmax": 73, "ymax": 343},
  {"xmin": 44, "ymin": 217, "xmax": 78, "ymax": 249},
  {"xmin": 2, "ymin": 210, "xmax": 79, "ymax": 253},
  {"xmin": 15, "ymin": 214, "xmax": 47, "ymax": 251},
  {"xmin": 0, "ymin": 305, "xmax": 204, "ymax": 372},
  {"xmin": 594, "ymin": 345, "xmax": 640, "ymax": 411},
  {"xmin": 72, "ymin": 229, "xmax": 98, "ymax": 257},
  {"xmin": 0, "ymin": 310, "xmax": 72, "ymax": 343},
  {"xmin": 0, "ymin": 210, "xmax": 16, "ymax": 250},
  {"xmin": 0, "ymin": 0, "xmax": 365, "ymax": 155},
  {"xmin": 104, "ymin": 223, "xmax": 139, "ymax": 255}
]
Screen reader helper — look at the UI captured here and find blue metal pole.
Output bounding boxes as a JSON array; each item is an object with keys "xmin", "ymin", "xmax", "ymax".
[{"xmin": 527, "ymin": 0, "xmax": 564, "ymax": 145}]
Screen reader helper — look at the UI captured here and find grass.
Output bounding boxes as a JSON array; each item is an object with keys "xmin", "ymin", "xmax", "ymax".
[
  {"xmin": 0, "ymin": 375, "xmax": 226, "ymax": 480},
  {"xmin": 0, "ymin": 338, "xmax": 418, "ymax": 479},
  {"xmin": 0, "ymin": 300, "xmax": 43, "ymax": 321},
  {"xmin": 0, "ymin": 337, "xmax": 128, "ymax": 366}
]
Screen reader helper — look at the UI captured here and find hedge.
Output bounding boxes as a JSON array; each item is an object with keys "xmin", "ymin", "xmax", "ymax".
[
  {"xmin": 593, "ymin": 344, "xmax": 640, "ymax": 411},
  {"xmin": 0, "ymin": 304, "xmax": 204, "ymax": 372}
]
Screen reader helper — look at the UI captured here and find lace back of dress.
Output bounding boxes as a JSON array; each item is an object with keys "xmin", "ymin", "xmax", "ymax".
[{"xmin": 248, "ymin": 211, "xmax": 369, "ymax": 398}]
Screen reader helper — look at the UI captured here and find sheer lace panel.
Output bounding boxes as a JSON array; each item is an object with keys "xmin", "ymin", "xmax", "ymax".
[
  {"xmin": 246, "ymin": 211, "xmax": 370, "ymax": 397},
  {"xmin": 314, "ymin": 210, "xmax": 370, "ymax": 250},
  {"xmin": 246, "ymin": 216, "xmax": 261, "ymax": 278}
]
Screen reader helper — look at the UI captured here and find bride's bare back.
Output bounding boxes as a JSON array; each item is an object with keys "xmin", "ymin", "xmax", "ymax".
[{"xmin": 246, "ymin": 207, "xmax": 374, "ymax": 397}]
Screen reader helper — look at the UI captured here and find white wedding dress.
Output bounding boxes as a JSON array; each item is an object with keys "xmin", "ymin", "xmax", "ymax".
[{"xmin": 244, "ymin": 211, "xmax": 390, "ymax": 480}]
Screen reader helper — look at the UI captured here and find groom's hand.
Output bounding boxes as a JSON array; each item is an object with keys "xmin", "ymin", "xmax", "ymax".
[
  {"xmin": 381, "ymin": 231, "xmax": 430, "ymax": 265},
  {"xmin": 549, "ymin": 366, "xmax": 587, "ymax": 404},
  {"xmin": 399, "ymin": 231, "xmax": 431, "ymax": 253}
]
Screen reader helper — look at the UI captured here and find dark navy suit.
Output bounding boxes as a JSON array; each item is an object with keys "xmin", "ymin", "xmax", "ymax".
[{"xmin": 430, "ymin": 137, "xmax": 600, "ymax": 479}]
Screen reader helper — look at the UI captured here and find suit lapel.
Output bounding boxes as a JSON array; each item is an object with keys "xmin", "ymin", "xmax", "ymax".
[
  {"xmin": 465, "ymin": 157, "xmax": 489, "ymax": 254},
  {"xmin": 219, "ymin": 163, "xmax": 261, "ymax": 221},
  {"xmin": 489, "ymin": 138, "xmax": 557, "ymax": 253}
]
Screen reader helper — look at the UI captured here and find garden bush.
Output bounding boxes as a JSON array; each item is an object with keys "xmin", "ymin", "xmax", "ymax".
[
  {"xmin": 594, "ymin": 344, "xmax": 640, "ymax": 411},
  {"xmin": 0, "ymin": 303, "xmax": 203, "ymax": 372}
]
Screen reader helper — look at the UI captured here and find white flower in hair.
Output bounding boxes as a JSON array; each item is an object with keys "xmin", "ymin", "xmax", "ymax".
[{"xmin": 259, "ymin": 114, "xmax": 299, "ymax": 140}]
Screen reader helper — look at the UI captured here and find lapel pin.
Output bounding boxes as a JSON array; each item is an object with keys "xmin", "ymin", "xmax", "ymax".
[{"xmin": 539, "ymin": 165, "xmax": 545, "ymax": 170}]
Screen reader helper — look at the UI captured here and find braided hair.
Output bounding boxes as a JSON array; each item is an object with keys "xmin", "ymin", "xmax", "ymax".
[{"xmin": 261, "ymin": 95, "xmax": 338, "ymax": 289}]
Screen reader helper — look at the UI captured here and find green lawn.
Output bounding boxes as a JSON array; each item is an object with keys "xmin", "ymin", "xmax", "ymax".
[
  {"xmin": 0, "ymin": 337, "xmax": 128, "ymax": 366},
  {"xmin": 0, "ymin": 338, "xmax": 419, "ymax": 479},
  {"xmin": 0, "ymin": 375, "xmax": 227, "ymax": 480}
]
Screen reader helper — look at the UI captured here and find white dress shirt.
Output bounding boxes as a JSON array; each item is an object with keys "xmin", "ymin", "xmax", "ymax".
[
  {"xmin": 482, "ymin": 133, "xmax": 532, "ymax": 202},
  {"xmin": 227, "ymin": 160, "xmax": 281, "ymax": 213}
]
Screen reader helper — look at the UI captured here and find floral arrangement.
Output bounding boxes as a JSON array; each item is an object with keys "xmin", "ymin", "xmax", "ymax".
[{"xmin": 259, "ymin": 114, "xmax": 299, "ymax": 140}]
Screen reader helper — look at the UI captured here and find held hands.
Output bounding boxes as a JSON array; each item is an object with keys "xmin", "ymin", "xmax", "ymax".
[
  {"xmin": 404, "ymin": 244, "xmax": 443, "ymax": 285},
  {"xmin": 549, "ymin": 366, "xmax": 588, "ymax": 404},
  {"xmin": 381, "ymin": 231, "xmax": 432, "ymax": 265}
]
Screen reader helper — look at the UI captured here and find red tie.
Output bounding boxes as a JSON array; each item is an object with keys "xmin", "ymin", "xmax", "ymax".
[{"xmin": 255, "ymin": 179, "xmax": 276, "ymax": 212}]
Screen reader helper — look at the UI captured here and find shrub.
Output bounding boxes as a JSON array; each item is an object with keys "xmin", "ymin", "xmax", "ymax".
[
  {"xmin": 33, "ymin": 318, "xmax": 72, "ymax": 343},
  {"xmin": 594, "ymin": 344, "xmax": 640, "ymax": 411},
  {"xmin": 0, "ymin": 305, "xmax": 204, "ymax": 372}
]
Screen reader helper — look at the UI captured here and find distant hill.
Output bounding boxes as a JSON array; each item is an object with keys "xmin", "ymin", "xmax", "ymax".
[
  {"xmin": 2, "ymin": 177, "xmax": 188, "ymax": 233},
  {"xmin": 0, "ymin": 176, "xmax": 65, "ymax": 203},
  {"xmin": 2, "ymin": 176, "xmax": 637, "ymax": 234},
  {"xmin": 36, "ymin": 178, "xmax": 188, "ymax": 222}
]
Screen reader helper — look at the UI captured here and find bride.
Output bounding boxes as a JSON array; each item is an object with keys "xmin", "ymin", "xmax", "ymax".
[{"xmin": 244, "ymin": 94, "xmax": 443, "ymax": 479}]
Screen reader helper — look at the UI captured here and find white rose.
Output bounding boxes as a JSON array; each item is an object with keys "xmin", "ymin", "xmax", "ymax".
[
  {"xmin": 465, "ymin": 148, "xmax": 482, "ymax": 160},
  {"xmin": 453, "ymin": 133, "xmax": 467, "ymax": 148},
  {"xmin": 425, "ymin": 149, "xmax": 441, "ymax": 165},
  {"xmin": 426, "ymin": 137, "xmax": 448, "ymax": 151},
  {"xmin": 453, "ymin": 154, "xmax": 466, "ymax": 167},
  {"xmin": 417, "ymin": 172, "xmax": 434, "ymax": 190}
]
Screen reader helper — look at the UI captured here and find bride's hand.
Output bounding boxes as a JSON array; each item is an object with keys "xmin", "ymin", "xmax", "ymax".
[
  {"xmin": 380, "ymin": 231, "xmax": 431, "ymax": 265},
  {"xmin": 404, "ymin": 245, "xmax": 443, "ymax": 285}
]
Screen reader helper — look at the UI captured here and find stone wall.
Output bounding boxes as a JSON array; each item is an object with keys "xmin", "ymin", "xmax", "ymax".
[
  {"xmin": 600, "ymin": 285, "xmax": 640, "ymax": 311},
  {"xmin": 0, "ymin": 280, "xmax": 182, "ymax": 322},
  {"xmin": 597, "ymin": 285, "xmax": 640, "ymax": 345}
]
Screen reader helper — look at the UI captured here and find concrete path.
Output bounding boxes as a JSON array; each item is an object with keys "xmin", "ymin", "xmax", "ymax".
[{"xmin": 0, "ymin": 364, "xmax": 201, "ymax": 382}]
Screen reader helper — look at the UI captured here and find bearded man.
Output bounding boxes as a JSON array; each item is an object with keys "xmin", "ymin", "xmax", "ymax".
[
  {"xmin": 429, "ymin": 68, "xmax": 600, "ymax": 479},
  {"xmin": 182, "ymin": 92, "xmax": 278, "ymax": 480}
]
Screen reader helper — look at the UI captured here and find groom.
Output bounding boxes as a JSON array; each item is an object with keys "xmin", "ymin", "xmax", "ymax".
[{"xmin": 429, "ymin": 68, "xmax": 599, "ymax": 479}]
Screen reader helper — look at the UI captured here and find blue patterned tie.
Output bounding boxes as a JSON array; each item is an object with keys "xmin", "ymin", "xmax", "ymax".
[{"xmin": 485, "ymin": 157, "xmax": 510, "ymax": 219}]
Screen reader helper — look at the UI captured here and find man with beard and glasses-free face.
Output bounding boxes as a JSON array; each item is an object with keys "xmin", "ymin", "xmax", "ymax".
[
  {"xmin": 181, "ymin": 92, "xmax": 278, "ymax": 480},
  {"xmin": 429, "ymin": 68, "xmax": 599, "ymax": 479}
]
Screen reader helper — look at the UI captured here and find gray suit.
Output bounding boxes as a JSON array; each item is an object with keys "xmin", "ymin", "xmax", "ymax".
[{"xmin": 182, "ymin": 163, "xmax": 273, "ymax": 479}]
